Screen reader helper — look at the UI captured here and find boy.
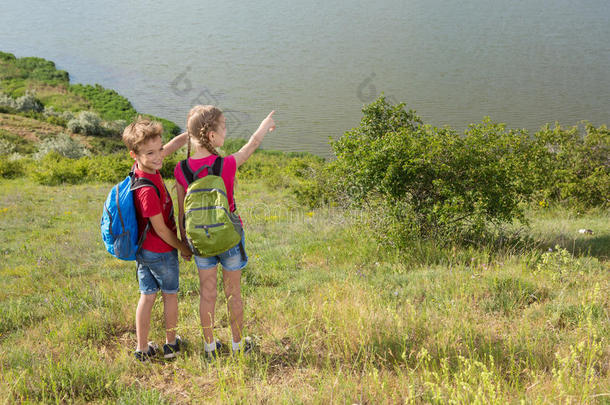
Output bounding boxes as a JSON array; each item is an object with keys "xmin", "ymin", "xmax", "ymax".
[{"xmin": 121, "ymin": 118, "xmax": 193, "ymax": 361}]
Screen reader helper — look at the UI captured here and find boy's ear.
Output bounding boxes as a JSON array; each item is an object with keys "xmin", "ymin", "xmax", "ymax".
[{"xmin": 129, "ymin": 150, "xmax": 137, "ymax": 159}]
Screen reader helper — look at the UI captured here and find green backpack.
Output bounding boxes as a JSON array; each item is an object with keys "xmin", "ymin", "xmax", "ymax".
[{"xmin": 179, "ymin": 157, "xmax": 244, "ymax": 258}]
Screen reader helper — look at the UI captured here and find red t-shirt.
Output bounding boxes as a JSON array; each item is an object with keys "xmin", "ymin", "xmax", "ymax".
[
  {"xmin": 133, "ymin": 169, "xmax": 176, "ymax": 253},
  {"xmin": 174, "ymin": 155, "xmax": 238, "ymax": 212}
]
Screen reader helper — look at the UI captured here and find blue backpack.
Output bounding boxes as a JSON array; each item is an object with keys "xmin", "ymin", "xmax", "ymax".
[{"xmin": 100, "ymin": 170, "xmax": 160, "ymax": 260}]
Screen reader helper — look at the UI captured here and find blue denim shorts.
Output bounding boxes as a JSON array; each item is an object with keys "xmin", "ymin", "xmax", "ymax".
[
  {"xmin": 194, "ymin": 235, "xmax": 248, "ymax": 271},
  {"xmin": 136, "ymin": 249, "xmax": 179, "ymax": 294}
]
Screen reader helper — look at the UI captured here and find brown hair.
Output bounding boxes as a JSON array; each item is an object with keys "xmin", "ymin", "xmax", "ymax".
[
  {"xmin": 186, "ymin": 105, "xmax": 223, "ymax": 157},
  {"xmin": 122, "ymin": 117, "xmax": 163, "ymax": 153}
]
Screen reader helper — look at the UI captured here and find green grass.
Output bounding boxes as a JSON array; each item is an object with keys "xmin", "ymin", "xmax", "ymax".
[{"xmin": 0, "ymin": 175, "xmax": 608, "ymax": 404}]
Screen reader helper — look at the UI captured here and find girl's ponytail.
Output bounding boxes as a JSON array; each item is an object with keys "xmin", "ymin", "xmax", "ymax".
[
  {"xmin": 187, "ymin": 131, "xmax": 192, "ymax": 158},
  {"xmin": 186, "ymin": 105, "xmax": 223, "ymax": 156}
]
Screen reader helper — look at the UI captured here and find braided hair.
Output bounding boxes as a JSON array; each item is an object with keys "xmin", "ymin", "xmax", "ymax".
[{"xmin": 186, "ymin": 105, "xmax": 223, "ymax": 157}]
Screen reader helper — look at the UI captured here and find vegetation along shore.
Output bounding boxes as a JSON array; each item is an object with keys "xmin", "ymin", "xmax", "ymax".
[{"xmin": 1, "ymin": 51, "xmax": 608, "ymax": 403}]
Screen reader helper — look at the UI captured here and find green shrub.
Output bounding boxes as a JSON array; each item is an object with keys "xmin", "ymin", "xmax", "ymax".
[
  {"xmin": 285, "ymin": 156, "xmax": 331, "ymax": 208},
  {"xmin": 0, "ymin": 157, "xmax": 30, "ymax": 179},
  {"xmin": 531, "ymin": 123, "xmax": 609, "ymax": 209},
  {"xmin": 0, "ymin": 92, "xmax": 16, "ymax": 109},
  {"xmin": 0, "ymin": 90, "xmax": 43, "ymax": 112},
  {"xmin": 1, "ymin": 52, "xmax": 69, "ymax": 87},
  {"xmin": 87, "ymin": 154, "xmax": 132, "ymax": 183},
  {"xmin": 69, "ymin": 84, "xmax": 137, "ymax": 122},
  {"xmin": 15, "ymin": 91, "xmax": 43, "ymax": 112},
  {"xmin": 34, "ymin": 133, "xmax": 90, "ymax": 160},
  {"xmin": 328, "ymin": 96, "xmax": 533, "ymax": 244},
  {"xmin": 29, "ymin": 152, "xmax": 136, "ymax": 185},
  {"xmin": 42, "ymin": 106, "xmax": 72, "ymax": 127},
  {"xmin": 160, "ymin": 152, "xmax": 182, "ymax": 179},
  {"xmin": 31, "ymin": 152, "xmax": 91, "ymax": 185},
  {"xmin": 221, "ymin": 138, "xmax": 247, "ymax": 155},
  {"xmin": 154, "ymin": 116, "xmax": 181, "ymax": 138},
  {"xmin": 45, "ymin": 114, "xmax": 67, "ymax": 127},
  {"xmin": 14, "ymin": 56, "xmax": 69, "ymax": 85},
  {"xmin": 67, "ymin": 111, "xmax": 104, "ymax": 136},
  {"xmin": 530, "ymin": 245, "xmax": 605, "ymax": 282},
  {"xmin": 0, "ymin": 51, "xmax": 17, "ymax": 63},
  {"xmin": 88, "ymin": 137, "xmax": 126, "ymax": 155}
]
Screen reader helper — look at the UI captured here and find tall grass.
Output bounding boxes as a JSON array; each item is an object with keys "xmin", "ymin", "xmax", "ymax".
[{"xmin": 0, "ymin": 177, "xmax": 608, "ymax": 403}]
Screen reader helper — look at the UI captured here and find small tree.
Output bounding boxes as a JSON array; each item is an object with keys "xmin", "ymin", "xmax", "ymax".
[{"xmin": 328, "ymin": 96, "xmax": 534, "ymax": 244}]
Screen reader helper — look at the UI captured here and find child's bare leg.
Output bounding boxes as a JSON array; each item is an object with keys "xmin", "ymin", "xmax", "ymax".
[
  {"xmin": 222, "ymin": 269, "xmax": 243, "ymax": 344},
  {"xmin": 198, "ymin": 266, "xmax": 218, "ymax": 344},
  {"xmin": 162, "ymin": 292, "xmax": 178, "ymax": 343},
  {"xmin": 136, "ymin": 293, "xmax": 157, "ymax": 351}
]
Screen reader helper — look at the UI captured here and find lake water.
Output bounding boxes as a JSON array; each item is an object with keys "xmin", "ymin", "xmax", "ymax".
[{"xmin": 1, "ymin": 0, "xmax": 609, "ymax": 157}]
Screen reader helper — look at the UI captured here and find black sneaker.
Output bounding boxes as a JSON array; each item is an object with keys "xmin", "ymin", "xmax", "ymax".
[
  {"xmin": 233, "ymin": 336, "xmax": 253, "ymax": 355},
  {"xmin": 205, "ymin": 340, "xmax": 225, "ymax": 360},
  {"xmin": 134, "ymin": 342, "xmax": 159, "ymax": 362},
  {"xmin": 163, "ymin": 335, "xmax": 182, "ymax": 359}
]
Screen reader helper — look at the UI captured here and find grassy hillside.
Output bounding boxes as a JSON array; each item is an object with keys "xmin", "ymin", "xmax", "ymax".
[
  {"xmin": 0, "ymin": 51, "xmax": 180, "ymax": 144},
  {"xmin": 0, "ymin": 174, "xmax": 607, "ymax": 403}
]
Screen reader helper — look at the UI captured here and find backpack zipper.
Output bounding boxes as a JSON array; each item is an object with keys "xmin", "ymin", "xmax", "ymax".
[{"xmin": 194, "ymin": 222, "xmax": 224, "ymax": 238}]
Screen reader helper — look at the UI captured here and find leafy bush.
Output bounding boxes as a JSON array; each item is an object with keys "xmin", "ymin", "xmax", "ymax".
[
  {"xmin": 0, "ymin": 91, "xmax": 42, "ymax": 112},
  {"xmin": 87, "ymin": 137, "xmax": 125, "ymax": 155},
  {"xmin": 69, "ymin": 84, "xmax": 136, "ymax": 122},
  {"xmin": 86, "ymin": 154, "xmax": 133, "ymax": 183},
  {"xmin": 0, "ymin": 156, "xmax": 34, "ymax": 179},
  {"xmin": 327, "ymin": 96, "xmax": 534, "ymax": 243},
  {"xmin": 34, "ymin": 133, "xmax": 90, "ymax": 160},
  {"xmin": 159, "ymin": 153, "xmax": 181, "ymax": 179},
  {"xmin": 14, "ymin": 56, "xmax": 69, "ymax": 85},
  {"xmin": 0, "ymin": 52, "xmax": 69, "ymax": 86},
  {"xmin": 103, "ymin": 119, "xmax": 127, "ymax": 135},
  {"xmin": 221, "ymin": 138, "xmax": 247, "ymax": 155},
  {"xmin": 42, "ymin": 107, "xmax": 73, "ymax": 127},
  {"xmin": 30, "ymin": 152, "xmax": 131, "ymax": 185},
  {"xmin": 0, "ymin": 51, "xmax": 17, "ymax": 63},
  {"xmin": 530, "ymin": 245, "xmax": 604, "ymax": 281},
  {"xmin": 531, "ymin": 123, "xmax": 609, "ymax": 209},
  {"xmin": 30, "ymin": 152, "xmax": 88, "ymax": 185},
  {"xmin": 15, "ymin": 91, "xmax": 43, "ymax": 112},
  {"xmin": 0, "ymin": 92, "xmax": 17, "ymax": 109},
  {"xmin": 284, "ymin": 156, "xmax": 330, "ymax": 208},
  {"xmin": 0, "ymin": 159, "xmax": 24, "ymax": 179},
  {"xmin": 67, "ymin": 111, "xmax": 104, "ymax": 136}
]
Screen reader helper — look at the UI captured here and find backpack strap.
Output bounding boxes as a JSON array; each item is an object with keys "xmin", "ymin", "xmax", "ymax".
[
  {"xmin": 180, "ymin": 159, "xmax": 196, "ymax": 186},
  {"xmin": 192, "ymin": 164, "xmax": 212, "ymax": 178},
  {"xmin": 180, "ymin": 156, "xmax": 225, "ymax": 186},
  {"xmin": 129, "ymin": 174, "xmax": 161, "ymax": 250},
  {"xmin": 211, "ymin": 156, "xmax": 224, "ymax": 176}
]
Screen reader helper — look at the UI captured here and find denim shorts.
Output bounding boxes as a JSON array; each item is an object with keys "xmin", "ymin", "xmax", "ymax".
[
  {"xmin": 194, "ymin": 234, "xmax": 248, "ymax": 271},
  {"xmin": 136, "ymin": 249, "xmax": 179, "ymax": 294}
]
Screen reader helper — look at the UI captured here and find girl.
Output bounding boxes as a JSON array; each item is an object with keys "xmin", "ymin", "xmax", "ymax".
[{"xmin": 174, "ymin": 105, "xmax": 275, "ymax": 358}]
